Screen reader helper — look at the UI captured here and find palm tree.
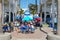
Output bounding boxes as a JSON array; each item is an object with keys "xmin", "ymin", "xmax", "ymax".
[
  {"xmin": 19, "ymin": 9, "xmax": 24, "ymax": 14},
  {"xmin": 29, "ymin": 4, "xmax": 37, "ymax": 14},
  {"xmin": 0, "ymin": 0, "xmax": 2, "ymax": 3}
]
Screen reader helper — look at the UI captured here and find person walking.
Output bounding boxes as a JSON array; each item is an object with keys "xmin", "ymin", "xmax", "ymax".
[
  {"xmin": 53, "ymin": 16, "xmax": 57, "ymax": 34},
  {"xmin": 15, "ymin": 13, "xmax": 20, "ymax": 21}
]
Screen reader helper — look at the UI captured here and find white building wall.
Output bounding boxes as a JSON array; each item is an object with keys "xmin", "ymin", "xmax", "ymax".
[
  {"xmin": 4, "ymin": 0, "xmax": 19, "ymax": 13},
  {"xmin": 2, "ymin": 0, "xmax": 19, "ymax": 23},
  {"xmin": 42, "ymin": 4, "xmax": 57, "ymax": 14}
]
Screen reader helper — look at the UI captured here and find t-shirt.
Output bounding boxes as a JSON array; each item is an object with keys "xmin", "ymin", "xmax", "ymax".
[
  {"xmin": 21, "ymin": 14, "xmax": 24, "ymax": 19},
  {"xmin": 31, "ymin": 25, "xmax": 34, "ymax": 28},
  {"xmin": 28, "ymin": 24, "xmax": 31, "ymax": 27},
  {"xmin": 15, "ymin": 14, "xmax": 20, "ymax": 19},
  {"xmin": 33, "ymin": 14, "xmax": 39, "ymax": 18},
  {"xmin": 14, "ymin": 22, "xmax": 20, "ymax": 27},
  {"xmin": 29, "ymin": 14, "xmax": 33, "ymax": 19},
  {"xmin": 54, "ymin": 17, "xmax": 57, "ymax": 23}
]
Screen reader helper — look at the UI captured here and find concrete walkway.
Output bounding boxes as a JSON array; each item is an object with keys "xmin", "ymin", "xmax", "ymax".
[{"xmin": 11, "ymin": 27, "xmax": 53, "ymax": 40}]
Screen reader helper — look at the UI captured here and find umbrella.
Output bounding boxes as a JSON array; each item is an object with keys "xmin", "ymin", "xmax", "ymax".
[
  {"xmin": 33, "ymin": 14, "xmax": 39, "ymax": 18},
  {"xmin": 29, "ymin": 14, "xmax": 33, "ymax": 19},
  {"xmin": 35, "ymin": 17, "xmax": 41, "ymax": 21},
  {"xmin": 22, "ymin": 16, "xmax": 33, "ymax": 21},
  {"xmin": 24, "ymin": 14, "xmax": 33, "ymax": 19},
  {"xmin": 22, "ymin": 10, "xmax": 33, "ymax": 21}
]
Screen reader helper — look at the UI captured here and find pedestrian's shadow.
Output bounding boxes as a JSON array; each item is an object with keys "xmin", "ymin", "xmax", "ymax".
[{"xmin": 40, "ymin": 28, "xmax": 47, "ymax": 34}]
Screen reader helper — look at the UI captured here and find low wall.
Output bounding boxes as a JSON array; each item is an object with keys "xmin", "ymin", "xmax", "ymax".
[
  {"xmin": 47, "ymin": 33, "xmax": 60, "ymax": 40},
  {"xmin": 0, "ymin": 33, "xmax": 11, "ymax": 40}
]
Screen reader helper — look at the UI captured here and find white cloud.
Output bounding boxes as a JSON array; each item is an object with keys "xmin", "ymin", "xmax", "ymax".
[{"xmin": 22, "ymin": 8, "xmax": 29, "ymax": 12}]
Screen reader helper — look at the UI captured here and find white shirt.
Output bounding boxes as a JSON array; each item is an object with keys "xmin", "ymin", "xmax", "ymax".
[{"xmin": 54, "ymin": 17, "xmax": 57, "ymax": 23}]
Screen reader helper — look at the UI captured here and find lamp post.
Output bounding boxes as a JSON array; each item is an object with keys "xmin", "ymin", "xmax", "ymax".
[
  {"xmin": 44, "ymin": 0, "xmax": 47, "ymax": 23},
  {"xmin": 35, "ymin": 0, "xmax": 37, "ymax": 14},
  {"xmin": 8, "ymin": 0, "xmax": 11, "ymax": 23},
  {"xmin": 39, "ymin": 0, "xmax": 43, "ymax": 30},
  {"xmin": 37, "ymin": 0, "xmax": 40, "ymax": 15},
  {"xmin": 13, "ymin": 0, "xmax": 15, "ymax": 22},
  {"xmin": 40, "ymin": 0, "xmax": 42, "ymax": 26}
]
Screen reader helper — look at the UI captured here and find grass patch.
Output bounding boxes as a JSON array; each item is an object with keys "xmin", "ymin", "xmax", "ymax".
[{"xmin": 42, "ymin": 23, "xmax": 49, "ymax": 27}]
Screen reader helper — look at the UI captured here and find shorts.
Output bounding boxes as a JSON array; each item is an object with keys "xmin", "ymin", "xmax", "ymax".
[{"xmin": 2, "ymin": 27, "xmax": 8, "ymax": 31}]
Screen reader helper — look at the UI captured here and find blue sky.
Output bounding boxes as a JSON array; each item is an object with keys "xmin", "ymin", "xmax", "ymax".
[{"xmin": 19, "ymin": 0, "xmax": 40, "ymax": 9}]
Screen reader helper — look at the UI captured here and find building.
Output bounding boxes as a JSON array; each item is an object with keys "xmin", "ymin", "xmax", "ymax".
[
  {"xmin": 2, "ymin": 0, "xmax": 19, "ymax": 24},
  {"xmin": 42, "ymin": 0, "xmax": 57, "ymax": 23}
]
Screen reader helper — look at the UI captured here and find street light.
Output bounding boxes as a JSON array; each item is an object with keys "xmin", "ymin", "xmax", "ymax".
[
  {"xmin": 44, "ymin": 0, "xmax": 47, "ymax": 23},
  {"xmin": 8, "ymin": 0, "xmax": 11, "ymax": 23},
  {"xmin": 40, "ymin": 0, "xmax": 43, "ymax": 30}
]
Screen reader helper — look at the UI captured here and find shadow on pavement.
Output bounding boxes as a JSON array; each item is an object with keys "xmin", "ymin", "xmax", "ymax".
[{"xmin": 40, "ymin": 28, "xmax": 48, "ymax": 34}]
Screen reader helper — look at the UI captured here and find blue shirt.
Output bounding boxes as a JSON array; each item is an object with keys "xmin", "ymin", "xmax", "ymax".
[{"xmin": 15, "ymin": 14, "xmax": 20, "ymax": 19}]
